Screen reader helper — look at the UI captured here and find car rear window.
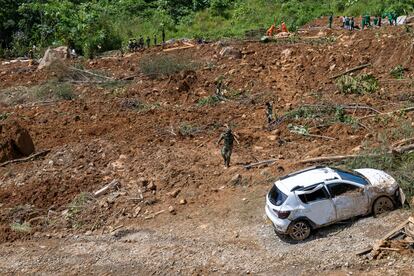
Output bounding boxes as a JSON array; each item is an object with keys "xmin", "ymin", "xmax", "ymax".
[{"xmin": 268, "ymin": 185, "xmax": 287, "ymax": 206}]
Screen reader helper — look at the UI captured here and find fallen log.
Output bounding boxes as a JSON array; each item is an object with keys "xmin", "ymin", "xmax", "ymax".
[
  {"xmin": 392, "ymin": 137, "xmax": 414, "ymax": 149},
  {"xmin": 0, "ymin": 150, "xmax": 51, "ymax": 167},
  {"xmin": 359, "ymin": 106, "xmax": 414, "ymax": 120},
  {"xmin": 330, "ymin": 63, "xmax": 371, "ymax": 79},
  {"xmin": 302, "ymin": 143, "xmax": 414, "ymax": 164},
  {"xmin": 244, "ymin": 159, "xmax": 278, "ymax": 169},
  {"xmin": 300, "ymin": 153, "xmax": 381, "ymax": 164},
  {"xmin": 94, "ymin": 180, "xmax": 120, "ymax": 197},
  {"xmin": 70, "ymin": 66, "xmax": 114, "ymax": 80},
  {"xmin": 163, "ymin": 43, "xmax": 195, "ymax": 52}
]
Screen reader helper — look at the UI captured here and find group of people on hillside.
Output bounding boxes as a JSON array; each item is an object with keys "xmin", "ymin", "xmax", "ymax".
[
  {"xmin": 329, "ymin": 13, "xmax": 400, "ymax": 31},
  {"xmin": 127, "ymin": 28, "xmax": 166, "ymax": 52}
]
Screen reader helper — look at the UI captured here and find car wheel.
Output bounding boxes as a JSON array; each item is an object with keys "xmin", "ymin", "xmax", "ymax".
[
  {"xmin": 288, "ymin": 220, "xmax": 311, "ymax": 241},
  {"xmin": 373, "ymin": 196, "xmax": 394, "ymax": 216}
]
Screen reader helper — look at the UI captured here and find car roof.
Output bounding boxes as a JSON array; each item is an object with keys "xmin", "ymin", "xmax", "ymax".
[{"xmin": 276, "ymin": 166, "xmax": 339, "ymax": 194}]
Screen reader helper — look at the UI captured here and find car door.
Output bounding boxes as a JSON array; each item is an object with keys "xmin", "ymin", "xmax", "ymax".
[
  {"xmin": 294, "ymin": 184, "xmax": 336, "ymax": 226},
  {"xmin": 326, "ymin": 181, "xmax": 369, "ymax": 221}
]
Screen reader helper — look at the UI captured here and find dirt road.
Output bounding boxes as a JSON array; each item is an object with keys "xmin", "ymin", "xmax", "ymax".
[{"xmin": 0, "ymin": 184, "xmax": 412, "ymax": 275}]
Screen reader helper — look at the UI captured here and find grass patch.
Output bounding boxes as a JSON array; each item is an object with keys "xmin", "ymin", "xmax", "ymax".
[
  {"xmin": 0, "ymin": 112, "xmax": 10, "ymax": 120},
  {"xmin": 336, "ymin": 74, "xmax": 379, "ymax": 95},
  {"xmin": 390, "ymin": 65, "xmax": 405, "ymax": 79},
  {"xmin": 68, "ymin": 192, "xmax": 94, "ymax": 217},
  {"xmin": 10, "ymin": 222, "xmax": 32, "ymax": 233},
  {"xmin": 179, "ymin": 123, "xmax": 201, "ymax": 136},
  {"xmin": 197, "ymin": 95, "xmax": 222, "ymax": 107},
  {"xmin": 139, "ymin": 54, "xmax": 199, "ymax": 79},
  {"xmin": 35, "ymin": 80, "xmax": 75, "ymax": 100},
  {"xmin": 285, "ymin": 105, "xmax": 357, "ymax": 126}
]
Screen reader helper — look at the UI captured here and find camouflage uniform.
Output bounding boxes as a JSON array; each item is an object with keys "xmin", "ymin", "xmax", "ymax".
[
  {"xmin": 146, "ymin": 36, "xmax": 151, "ymax": 48},
  {"xmin": 265, "ymin": 102, "xmax": 274, "ymax": 125},
  {"xmin": 217, "ymin": 128, "xmax": 237, "ymax": 168},
  {"xmin": 139, "ymin": 36, "xmax": 144, "ymax": 49},
  {"xmin": 154, "ymin": 35, "xmax": 157, "ymax": 46}
]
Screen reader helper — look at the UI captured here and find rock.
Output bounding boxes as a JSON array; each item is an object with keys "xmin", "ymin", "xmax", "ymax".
[
  {"xmin": 147, "ymin": 182, "xmax": 156, "ymax": 191},
  {"xmin": 219, "ymin": 47, "xmax": 242, "ymax": 59},
  {"xmin": 268, "ymin": 135, "xmax": 277, "ymax": 141},
  {"xmin": 38, "ymin": 46, "xmax": 69, "ymax": 70},
  {"xmin": 229, "ymin": 174, "xmax": 242, "ymax": 186},
  {"xmin": 365, "ymin": 133, "xmax": 373, "ymax": 139},
  {"xmin": 133, "ymin": 206, "xmax": 142, "ymax": 218},
  {"xmin": 168, "ymin": 206, "xmax": 176, "ymax": 214},
  {"xmin": 410, "ymin": 196, "xmax": 414, "ymax": 207},
  {"xmin": 281, "ymin": 48, "xmax": 292, "ymax": 60},
  {"xmin": 137, "ymin": 177, "xmax": 149, "ymax": 187},
  {"xmin": 272, "ymin": 129, "xmax": 281, "ymax": 136},
  {"xmin": 169, "ymin": 189, "xmax": 181, "ymax": 198},
  {"xmin": 0, "ymin": 120, "xmax": 35, "ymax": 162},
  {"xmin": 179, "ymin": 199, "xmax": 187, "ymax": 205}
]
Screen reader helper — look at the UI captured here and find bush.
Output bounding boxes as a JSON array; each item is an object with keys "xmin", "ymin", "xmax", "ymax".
[
  {"xmin": 35, "ymin": 81, "xmax": 75, "ymax": 100},
  {"xmin": 197, "ymin": 95, "xmax": 221, "ymax": 106},
  {"xmin": 390, "ymin": 65, "xmax": 405, "ymax": 79},
  {"xmin": 139, "ymin": 54, "xmax": 199, "ymax": 78},
  {"xmin": 336, "ymin": 74, "xmax": 378, "ymax": 94}
]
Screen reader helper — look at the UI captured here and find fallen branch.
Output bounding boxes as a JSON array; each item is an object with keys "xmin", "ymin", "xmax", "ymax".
[
  {"xmin": 244, "ymin": 159, "xmax": 278, "ymax": 169},
  {"xmin": 330, "ymin": 63, "xmax": 371, "ymax": 79},
  {"xmin": 341, "ymin": 104, "xmax": 381, "ymax": 114},
  {"xmin": 300, "ymin": 153, "xmax": 381, "ymax": 164},
  {"xmin": 0, "ymin": 150, "xmax": 51, "ymax": 167},
  {"xmin": 69, "ymin": 66, "xmax": 114, "ymax": 80},
  {"xmin": 359, "ymin": 106, "xmax": 414, "ymax": 120},
  {"xmin": 94, "ymin": 180, "xmax": 120, "ymax": 197},
  {"xmin": 144, "ymin": 210, "xmax": 165, "ymax": 220},
  {"xmin": 293, "ymin": 132, "xmax": 336, "ymax": 141},
  {"xmin": 163, "ymin": 43, "xmax": 195, "ymax": 52},
  {"xmin": 392, "ymin": 137, "xmax": 414, "ymax": 148}
]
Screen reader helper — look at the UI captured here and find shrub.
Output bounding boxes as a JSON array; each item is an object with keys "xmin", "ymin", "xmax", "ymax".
[
  {"xmin": 35, "ymin": 81, "xmax": 75, "ymax": 100},
  {"xmin": 336, "ymin": 74, "xmax": 378, "ymax": 94},
  {"xmin": 139, "ymin": 54, "xmax": 199, "ymax": 78},
  {"xmin": 10, "ymin": 222, "xmax": 32, "ymax": 233},
  {"xmin": 390, "ymin": 65, "xmax": 405, "ymax": 79},
  {"xmin": 197, "ymin": 95, "xmax": 221, "ymax": 107}
]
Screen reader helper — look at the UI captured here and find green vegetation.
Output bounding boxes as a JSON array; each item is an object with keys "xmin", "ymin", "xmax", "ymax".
[
  {"xmin": 139, "ymin": 54, "xmax": 199, "ymax": 78},
  {"xmin": 1, "ymin": 0, "xmax": 414, "ymax": 58},
  {"xmin": 35, "ymin": 80, "xmax": 76, "ymax": 101},
  {"xmin": 390, "ymin": 65, "xmax": 405, "ymax": 79},
  {"xmin": 286, "ymin": 104, "xmax": 357, "ymax": 126},
  {"xmin": 10, "ymin": 222, "xmax": 32, "ymax": 233},
  {"xmin": 336, "ymin": 74, "xmax": 379, "ymax": 95}
]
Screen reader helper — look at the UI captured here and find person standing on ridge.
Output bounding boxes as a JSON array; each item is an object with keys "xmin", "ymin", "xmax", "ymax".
[
  {"xmin": 328, "ymin": 14, "xmax": 333, "ymax": 29},
  {"xmin": 146, "ymin": 36, "xmax": 151, "ymax": 48}
]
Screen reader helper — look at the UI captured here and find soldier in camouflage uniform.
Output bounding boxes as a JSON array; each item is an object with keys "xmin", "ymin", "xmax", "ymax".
[
  {"xmin": 217, "ymin": 125, "xmax": 239, "ymax": 168},
  {"xmin": 265, "ymin": 102, "xmax": 274, "ymax": 126}
]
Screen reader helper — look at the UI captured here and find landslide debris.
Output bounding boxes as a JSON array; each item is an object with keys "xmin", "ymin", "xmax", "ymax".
[{"xmin": 0, "ymin": 120, "xmax": 35, "ymax": 162}]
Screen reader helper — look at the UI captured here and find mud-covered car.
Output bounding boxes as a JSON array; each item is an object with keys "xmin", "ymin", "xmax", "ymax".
[{"xmin": 265, "ymin": 166, "xmax": 406, "ymax": 241}]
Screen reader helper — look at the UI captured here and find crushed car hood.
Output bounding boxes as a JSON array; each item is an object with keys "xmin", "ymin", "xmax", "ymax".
[{"xmin": 354, "ymin": 169, "xmax": 397, "ymax": 187}]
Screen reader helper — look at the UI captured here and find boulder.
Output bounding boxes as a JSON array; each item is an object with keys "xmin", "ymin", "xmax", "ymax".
[
  {"xmin": 38, "ymin": 46, "xmax": 69, "ymax": 70},
  {"xmin": 219, "ymin": 47, "xmax": 242, "ymax": 59},
  {"xmin": 0, "ymin": 120, "xmax": 35, "ymax": 162}
]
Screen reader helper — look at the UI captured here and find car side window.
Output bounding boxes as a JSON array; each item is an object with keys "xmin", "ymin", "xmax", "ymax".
[
  {"xmin": 298, "ymin": 187, "xmax": 329, "ymax": 204},
  {"xmin": 327, "ymin": 183, "xmax": 360, "ymax": 198}
]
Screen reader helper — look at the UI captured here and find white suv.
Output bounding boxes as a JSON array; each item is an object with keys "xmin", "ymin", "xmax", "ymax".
[{"xmin": 265, "ymin": 166, "xmax": 405, "ymax": 241}]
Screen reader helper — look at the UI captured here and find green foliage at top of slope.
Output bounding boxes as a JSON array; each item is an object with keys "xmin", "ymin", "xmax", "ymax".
[{"xmin": 1, "ymin": 0, "xmax": 414, "ymax": 58}]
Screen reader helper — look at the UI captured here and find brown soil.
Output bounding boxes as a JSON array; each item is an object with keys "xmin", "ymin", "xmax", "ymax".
[{"xmin": 0, "ymin": 19, "xmax": 413, "ymax": 273}]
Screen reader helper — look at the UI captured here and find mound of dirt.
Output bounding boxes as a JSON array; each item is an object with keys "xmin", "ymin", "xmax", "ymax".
[{"xmin": 0, "ymin": 120, "xmax": 35, "ymax": 162}]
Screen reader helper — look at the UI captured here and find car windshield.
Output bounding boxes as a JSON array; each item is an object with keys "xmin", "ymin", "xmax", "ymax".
[
  {"xmin": 334, "ymin": 168, "xmax": 369, "ymax": 185},
  {"xmin": 268, "ymin": 185, "xmax": 288, "ymax": 206}
]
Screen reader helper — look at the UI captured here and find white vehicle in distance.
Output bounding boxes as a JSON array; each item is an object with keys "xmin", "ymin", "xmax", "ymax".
[{"xmin": 265, "ymin": 166, "xmax": 405, "ymax": 241}]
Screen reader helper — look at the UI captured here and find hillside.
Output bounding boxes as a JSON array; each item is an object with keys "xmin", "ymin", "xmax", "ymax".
[
  {"xmin": 0, "ymin": 19, "xmax": 414, "ymax": 273},
  {"xmin": 1, "ymin": 0, "xmax": 414, "ymax": 58}
]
